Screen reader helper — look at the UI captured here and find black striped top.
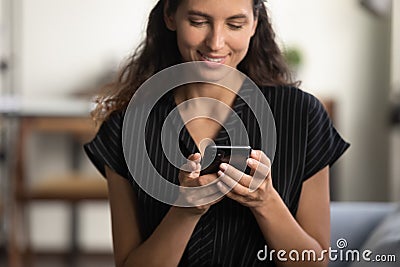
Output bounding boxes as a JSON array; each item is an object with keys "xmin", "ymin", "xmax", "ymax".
[{"xmin": 84, "ymin": 85, "xmax": 349, "ymax": 267}]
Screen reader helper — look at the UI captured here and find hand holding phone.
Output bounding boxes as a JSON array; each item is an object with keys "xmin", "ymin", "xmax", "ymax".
[{"xmin": 200, "ymin": 145, "xmax": 252, "ymax": 176}]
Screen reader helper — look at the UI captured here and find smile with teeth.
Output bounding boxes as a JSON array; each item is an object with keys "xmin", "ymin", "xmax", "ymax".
[{"xmin": 200, "ymin": 52, "xmax": 226, "ymax": 63}]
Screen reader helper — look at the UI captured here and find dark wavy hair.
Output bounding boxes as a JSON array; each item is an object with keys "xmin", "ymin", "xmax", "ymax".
[{"xmin": 92, "ymin": 0, "xmax": 298, "ymax": 122}]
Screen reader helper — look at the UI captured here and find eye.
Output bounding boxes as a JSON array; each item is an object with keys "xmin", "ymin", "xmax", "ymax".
[
  {"xmin": 227, "ymin": 23, "xmax": 244, "ymax": 30},
  {"xmin": 189, "ymin": 19, "xmax": 208, "ymax": 27}
]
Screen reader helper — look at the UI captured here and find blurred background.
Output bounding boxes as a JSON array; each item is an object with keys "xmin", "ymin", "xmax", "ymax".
[{"xmin": 0, "ymin": 0, "xmax": 399, "ymax": 266}]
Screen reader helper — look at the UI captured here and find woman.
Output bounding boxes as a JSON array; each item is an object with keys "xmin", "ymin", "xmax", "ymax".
[{"xmin": 85, "ymin": 0, "xmax": 349, "ymax": 266}]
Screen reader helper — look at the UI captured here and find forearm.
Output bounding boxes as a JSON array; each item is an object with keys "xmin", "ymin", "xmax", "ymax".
[
  {"xmin": 122, "ymin": 207, "xmax": 201, "ymax": 267},
  {"xmin": 251, "ymin": 189, "xmax": 328, "ymax": 267}
]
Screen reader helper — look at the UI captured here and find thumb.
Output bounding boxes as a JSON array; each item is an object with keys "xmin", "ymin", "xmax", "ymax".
[
  {"xmin": 181, "ymin": 153, "xmax": 201, "ymax": 173},
  {"xmin": 188, "ymin": 153, "xmax": 201, "ymax": 163}
]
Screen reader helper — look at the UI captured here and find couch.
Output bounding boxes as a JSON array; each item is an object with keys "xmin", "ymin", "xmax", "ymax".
[{"xmin": 330, "ymin": 202, "xmax": 399, "ymax": 267}]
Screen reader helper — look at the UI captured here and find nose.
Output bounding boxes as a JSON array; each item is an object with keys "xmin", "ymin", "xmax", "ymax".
[{"xmin": 205, "ymin": 25, "xmax": 225, "ymax": 51}]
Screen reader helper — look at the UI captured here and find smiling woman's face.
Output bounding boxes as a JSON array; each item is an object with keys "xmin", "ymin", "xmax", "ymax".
[{"xmin": 164, "ymin": 0, "xmax": 258, "ymax": 69}]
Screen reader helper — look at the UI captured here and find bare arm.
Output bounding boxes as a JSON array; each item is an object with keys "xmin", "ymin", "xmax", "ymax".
[
  {"xmin": 253, "ymin": 166, "xmax": 330, "ymax": 267},
  {"xmin": 106, "ymin": 153, "xmax": 220, "ymax": 267},
  {"xmin": 106, "ymin": 166, "xmax": 202, "ymax": 267},
  {"xmin": 218, "ymin": 150, "xmax": 330, "ymax": 267}
]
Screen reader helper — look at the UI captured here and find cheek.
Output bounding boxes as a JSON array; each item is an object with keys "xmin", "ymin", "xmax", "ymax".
[
  {"xmin": 176, "ymin": 26, "xmax": 204, "ymax": 51},
  {"xmin": 230, "ymin": 34, "xmax": 253, "ymax": 55}
]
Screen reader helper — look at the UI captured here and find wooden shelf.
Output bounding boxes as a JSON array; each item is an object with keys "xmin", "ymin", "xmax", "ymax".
[
  {"xmin": 8, "ymin": 114, "xmax": 106, "ymax": 267},
  {"xmin": 24, "ymin": 173, "xmax": 107, "ymax": 201}
]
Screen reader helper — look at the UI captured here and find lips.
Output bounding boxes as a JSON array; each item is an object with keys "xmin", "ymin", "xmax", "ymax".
[{"xmin": 198, "ymin": 51, "xmax": 227, "ymax": 64}]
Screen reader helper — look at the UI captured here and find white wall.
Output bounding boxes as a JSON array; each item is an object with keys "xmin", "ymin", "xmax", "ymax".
[
  {"xmin": 16, "ymin": 0, "xmax": 157, "ymax": 97},
  {"xmin": 392, "ymin": 0, "xmax": 400, "ymax": 94},
  {"xmin": 0, "ymin": 0, "xmax": 8, "ymax": 94},
  {"xmin": 0, "ymin": 0, "xmax": 3, "ymax": 94},
  {"xmin": 267, "ymin": 0, "xmax": 392, "ymax": 201}
]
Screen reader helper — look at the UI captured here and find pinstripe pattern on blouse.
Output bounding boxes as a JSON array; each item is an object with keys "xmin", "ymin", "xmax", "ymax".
[{"xmin": 84, "ymin": 85, "xmax": 349, "ymax": 267}]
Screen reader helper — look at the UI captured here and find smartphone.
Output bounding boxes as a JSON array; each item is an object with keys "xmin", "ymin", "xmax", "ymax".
[{"xmin": 200, "ymin": 145, "xmax": 252, "ymax": 175}]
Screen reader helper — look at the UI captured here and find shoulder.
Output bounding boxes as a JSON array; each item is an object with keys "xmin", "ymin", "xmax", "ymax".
[
  {"xmin": 259, "ymin": 85, "xmax": 320, "ymax": 102},
  {"xmin": 105, "ymin": 109, "xmax": 125, "ymax": 126},
  {"xmin": 98, "ymin": 109, "xmax": 126, "ymax": 134},
  {"xmin": 258, "ymin": 85, "xmax": 325, "ymax": 116},
  {"xmin": 89, "ymin": 109, "xmax": 126, "ymax": 151}
]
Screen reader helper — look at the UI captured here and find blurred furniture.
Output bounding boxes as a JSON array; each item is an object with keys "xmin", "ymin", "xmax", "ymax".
[
  {"xmin": 330, "ymin": 201, "xmax": 399, "ymax": 267},
  {"xmin": 0, "ymin": 118, "xmax": 8, "ymax": 259},
  {"xmin": 2, "ymin": 97, "xmax": 108, "ymax": 267}
]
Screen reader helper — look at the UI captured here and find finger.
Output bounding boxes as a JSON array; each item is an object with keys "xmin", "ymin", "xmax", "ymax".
[
  {"xmin": 216, "ymin": 180, "xmax": 245, "ymax": 203},
  {"xmin": 217, "ymin": 171, "xmax": 249, "ymax": 196},
  {"xmin": 246, "ymin": 158, "xmax": 270, "ymax": 192},
  {"xmin": 179, "ymin": 164, "xmax": 200, "ymax": 184},
  {"xmin": 216, "ymin": 180, "xmax": 230, "ymax": 195},
  {"xmin": 180, "ymin": 160, "xmax": 199, "ymax": 173},
  {"xmin": 188, "ymin": 153, "xmax": 202, "ymax": 173},
  {"xmin": 219, "ymin": 163, "xmax": 251, "ymax": 187},
  {"xmin": 181, "ymin": 153, "xmax": 201, "ymax": 173},
  {"xmin": 250, "ymin": 150, "xmax": 271, "ymax": 167},
  {"xmin": 188, "ymin": 153, "xmax": 201, "ymax": 163}
]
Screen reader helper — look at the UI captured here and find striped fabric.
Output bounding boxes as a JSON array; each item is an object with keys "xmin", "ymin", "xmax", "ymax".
[{"xmin": 84, "ymin": 85, "xmax": 349, "ymax": 267}]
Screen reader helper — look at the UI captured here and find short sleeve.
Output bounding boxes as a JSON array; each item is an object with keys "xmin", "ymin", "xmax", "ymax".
[
  {"xmin": 303, "ymin": 95, "xmax": 350, "ymax": 180},
  {"xmin": 84, "ymin": 111, "xmax": 130, "ymax": 179}
]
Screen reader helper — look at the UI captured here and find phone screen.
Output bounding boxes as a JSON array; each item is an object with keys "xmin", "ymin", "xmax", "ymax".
[{"xmin": 200, "ymin": 145, "xmax": 251, "ymax": 175}]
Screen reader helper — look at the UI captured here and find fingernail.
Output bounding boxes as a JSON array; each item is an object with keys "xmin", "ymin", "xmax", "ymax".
[
  {"xmin": 247, "ymin": 158, "xmax": 255, "ymax": 165},
  {"xmin": 220, "ymin": 163, "xmax": 227, "ymax": 171},
  {"xmin": 218, "ymin": 170, "xmax": 224, "ymax": 177}
]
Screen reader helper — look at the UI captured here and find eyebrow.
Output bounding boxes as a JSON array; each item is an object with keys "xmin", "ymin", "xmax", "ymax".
[{"xmin": 187, "ymin": 10, "xmax": 249, "ymax": 20}]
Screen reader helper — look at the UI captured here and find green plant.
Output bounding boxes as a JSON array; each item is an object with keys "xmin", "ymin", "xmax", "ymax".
[{"xmin": 283, "ymin": 47, "xmax": 302, "ymax": 68}]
